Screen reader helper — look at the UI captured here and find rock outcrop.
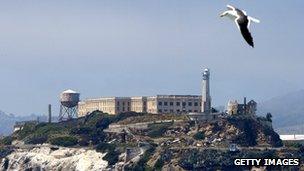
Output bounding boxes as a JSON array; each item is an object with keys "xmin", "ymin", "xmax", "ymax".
[
  {"xmin": 1, "ymin": 145, "xmax": 108, "ymax": 171},
  {"xmin": 198, "ymin": 116, "xmax": 283, "ymax": 147}
]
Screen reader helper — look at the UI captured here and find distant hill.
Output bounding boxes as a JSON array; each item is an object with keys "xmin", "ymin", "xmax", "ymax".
[
  {"xmin": 258, "ymin": 89, "xmax": 304, "ymax": 134},
  {"xmin": 0, "ymin": 111, "xmax": 48, "ymax": 136},
  {"xmin": 0, "ymin": 111, "xmax": 17, "ymax": 136}
]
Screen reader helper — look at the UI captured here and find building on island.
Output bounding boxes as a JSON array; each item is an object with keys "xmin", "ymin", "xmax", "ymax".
[
  {"xmin": 78, "ymin": 95, "xmax": 202, "ymax": 117},
  {"xmin": 147, "ymin": 95, "xmax": 202, "ymax": 114},
  {"xmin": 78, "ymin": 97, "xmax": 129, "ymax": 116},
  {"xmin": 227, "ymin": 97, "xmax": 257, "ymax": 115},
  {"xmin": 78, "ymin": 68, "xmax": 212, "ymax": 117},
  {"xmin": 226, "ymin": 100, "xmax": 238, "ymax": 115},
  {"xmin": 131, "ymin": 96, "xmax": 147, "ymax": 113}
]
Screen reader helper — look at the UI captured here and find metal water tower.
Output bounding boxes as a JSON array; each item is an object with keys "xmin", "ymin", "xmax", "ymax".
[{"xmin": 59, "ymin": 89, "xmax": 80, "ymax": 122}]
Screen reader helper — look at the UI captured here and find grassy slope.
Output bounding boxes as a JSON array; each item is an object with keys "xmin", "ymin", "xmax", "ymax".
[{"xmin": 12, "ymin": 111, "xmax": 144, "ymax": 146}]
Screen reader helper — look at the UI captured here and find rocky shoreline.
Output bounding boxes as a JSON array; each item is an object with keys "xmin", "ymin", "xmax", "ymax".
[{"xmin": 1, "ymin": 145, "xmax": 108, "ymax": 171}]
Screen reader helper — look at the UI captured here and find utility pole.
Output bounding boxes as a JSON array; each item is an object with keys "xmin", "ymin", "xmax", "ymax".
[{"xmin": 48, "ymin": 104, "xmax": 52, "ymax": 123}]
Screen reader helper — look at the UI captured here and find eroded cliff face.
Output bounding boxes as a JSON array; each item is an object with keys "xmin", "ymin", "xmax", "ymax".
[
  {"xmin": 198, "ymin": 116, "xmax": 282, "ymax": 147},
  {"xmin": 0, "ymin": 145, "xmax": 108, "ymax": 171}
]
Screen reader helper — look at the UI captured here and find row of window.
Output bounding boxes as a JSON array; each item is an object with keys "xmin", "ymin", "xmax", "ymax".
[
  {"xmin": 117, "ymin": 101, "xmax": 130, "ymax": 106},
  {"xmin": 158, "ymin": 101, "xmax": 200, "ymax": 106},
  {"xmin": 116, "ymin": 107, "xmax": 148, "ymax": 112},
  {"xmin": 158, "ymin": 109, "xmax": 198, "ymax": 113},
  {"xmin": 116, "ymin": 101, "xmax": 147, "ymax": 106},
  {"xmin": 116, "ymin": 106, "xmax": 130, "ymax": 112}
]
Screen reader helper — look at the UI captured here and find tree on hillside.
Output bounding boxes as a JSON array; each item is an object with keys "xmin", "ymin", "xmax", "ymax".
[{"xmin": 266, "ymin": 113, "xmax": 272, "ymax": 122}]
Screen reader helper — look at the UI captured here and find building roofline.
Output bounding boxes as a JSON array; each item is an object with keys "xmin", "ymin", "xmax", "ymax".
[{"xmin": 81, "ymin": 95, "xmax": 202, "ymax": 102}]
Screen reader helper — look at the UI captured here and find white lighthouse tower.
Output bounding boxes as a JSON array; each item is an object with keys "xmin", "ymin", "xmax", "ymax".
[{"xmin": 202, "ymin": 68, "xmax": 211, "ymax": 114}]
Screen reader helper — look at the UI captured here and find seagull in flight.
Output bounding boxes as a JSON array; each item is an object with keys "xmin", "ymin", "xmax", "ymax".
[{"xmin": 220, "ymin": 5, "xmax": 260, "ymax": 48}]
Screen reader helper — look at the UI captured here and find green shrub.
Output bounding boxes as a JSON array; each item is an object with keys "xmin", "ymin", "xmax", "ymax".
[
  {"xmin": 125, "ymin": 146, "xmax": 156, "ymax": 171},
  {"xmin": 103, "ymin": 150, "xmax": 120, "ymax": 166},
  {"xmin": 49, "ymin": 136, "xmax": 78, "ymax": 147},
  {"xmin": 229, "ymin": 118, "xmax": 258, "ymax": 147},
  {"xmin": 70, "ymin": 126, "xmax": 93, "ymax": 135},
  {"xmin": 193, "ymin": 131, "xmax": 205, "ymax": 140},
  {"xmin": 78, "ymin": 137, "xmax": 90, "ymax": 146},
  {"xmin": 300, "ymin": 145, "xmax": 304, "ymax": 153},
  {"xmin": 113, "ymin": 112, "xmax": 144, "ymax": 123},
  {"xmin": 25, "ymin": 135, "xmax": 48, "ymax": 145},
  {"xmin": 147, "ymin": 123, "xmax": 172, "ymax": 138},
  {"xmin": 82, "ymin": 111, "xmax": 107, "ymax": 127},
  {"xmin": 154, "ymin": 157, "xmax": 164, "ymax": 170},
  {"xmin": 89, "ymin": 128, "xmax": 106, "ymax": 145},
  {"xmin": 189, "ymin": 121, "xmax": 196, "ymax": 127},
  {"xmin": 266, "ymin": 113, "xmax": 272, "ymax": 122},
  {"xmin": 0, "ymin": 136, "xmax": 14, "ymax": 145},
  {"xmin": 96, "ymin": 118, "xmax": 111, "ymax": 129},
  {"xmin": 18, "ymin": 123, "xmax": 67, "ymax": 142},
  {"xmin": 96, "ymin": 142, "xmax": 119, "ymax": 166},
  {"xmin": 0, "ymin": 148, "xmax": 11, "ymax": 158},
  {"xmin": 34, "ymin": 124, "xmax": 67, "ymax": 136},
  {"xmin": 17, "ymin": 123, "xmax": 36, "ymax": 139},
  {"xmin": 96, "ymin": 142, "xmax": 115, "ymax": 153},
  {"xmin": 284, "ymin": 141, "xmax": 303, "ymax": 148}
]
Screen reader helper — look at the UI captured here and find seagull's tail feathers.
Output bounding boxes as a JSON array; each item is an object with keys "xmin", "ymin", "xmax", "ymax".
[{"xmin": 248, "ymin": 16, "xmax": 260, "ymax": 24}]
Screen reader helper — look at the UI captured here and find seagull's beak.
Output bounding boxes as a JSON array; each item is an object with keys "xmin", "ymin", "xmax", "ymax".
[{"xmin": 220, "ymin": 13, "xmax": 224, "ymax": 17}]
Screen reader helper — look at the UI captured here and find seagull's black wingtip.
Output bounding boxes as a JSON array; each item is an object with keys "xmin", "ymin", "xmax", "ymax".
[{"xmin": 249, "ymin": 43, "xmax": 254, "ymax": 48}]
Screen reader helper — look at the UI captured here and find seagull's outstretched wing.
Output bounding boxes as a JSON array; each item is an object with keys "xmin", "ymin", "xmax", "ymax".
[
  {"xmin": 235, "ymin": 17, "xmax": 254, "ymax": 47},
  {"xmin": 242, "ymin": 10, "xmax": 247, "ymax": 15},
  {"xmin": 248, "ymin": 16, "xmax": 260, "ymax": 23},
  {"xmin": 240, "ymin": 25, "xmax": 254, "ymax": 47},
  {"xmin": 227, "ymin": 5, "xmax": 235, "ymax": 10}
]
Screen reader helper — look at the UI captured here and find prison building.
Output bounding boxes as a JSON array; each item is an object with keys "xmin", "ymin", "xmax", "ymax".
[
  {"xmin": 147, "ymin": 95, "xmax": 202, "ymax": 114},
  {"xmin": 78, "ymin": 95, "xmax": 202, "ymax": 117},
  {"xmin": 78, "ymin": 97, "xmax": 131, "ymax": 116}
]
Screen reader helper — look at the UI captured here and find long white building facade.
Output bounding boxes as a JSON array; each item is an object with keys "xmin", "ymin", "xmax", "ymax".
[
  {"xmin": 78, "ymin": 95, "xmax": 202, "ymax": 116},
  {"xmin": 78, "ymin": 68, "xmax": 211, "ymax": 117}
]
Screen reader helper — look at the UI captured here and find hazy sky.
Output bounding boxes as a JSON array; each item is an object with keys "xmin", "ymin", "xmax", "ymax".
[{"xmin": 0, "ymin": 1, "xmax": 303, "ymax": 116}]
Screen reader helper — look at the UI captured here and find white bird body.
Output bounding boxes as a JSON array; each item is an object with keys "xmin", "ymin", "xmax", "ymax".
[{"xmin": 220, "ymin": 5, "xmax": 260, "ymax": 47}]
